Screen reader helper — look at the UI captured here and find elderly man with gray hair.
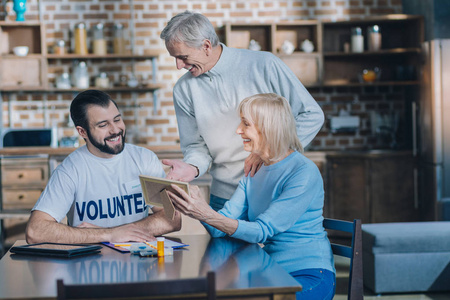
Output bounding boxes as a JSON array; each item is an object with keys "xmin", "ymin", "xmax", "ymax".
[{"xmin": 160, "ymin": 11, "xmax": 324, "ymax": 211}]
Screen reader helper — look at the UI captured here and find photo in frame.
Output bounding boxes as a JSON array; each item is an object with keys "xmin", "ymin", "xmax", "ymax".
[{"xmin": 139, "ymin": 175, "xmax": 190, "ymax": 220}]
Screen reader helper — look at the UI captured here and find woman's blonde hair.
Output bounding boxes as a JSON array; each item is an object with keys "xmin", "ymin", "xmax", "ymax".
[{"xmin": 238, "ymin": 93, "xmax": 303, "ymax": 162}]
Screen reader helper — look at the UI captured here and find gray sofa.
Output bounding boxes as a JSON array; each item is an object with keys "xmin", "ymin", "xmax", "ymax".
[{"xmin": 362, "ymin": 222, "xmax": 450, "ymax": 294}]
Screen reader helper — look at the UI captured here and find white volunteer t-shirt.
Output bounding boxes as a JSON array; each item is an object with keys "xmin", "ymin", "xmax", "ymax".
[{"xmin": 33, "ymin": 144, "xmax": 165, "ymax": 227}]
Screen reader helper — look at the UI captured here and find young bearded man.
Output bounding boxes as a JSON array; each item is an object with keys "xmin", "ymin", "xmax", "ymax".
[{"xmin": 26, "ymin": 90, "xmax": 181, "ymax": 244}]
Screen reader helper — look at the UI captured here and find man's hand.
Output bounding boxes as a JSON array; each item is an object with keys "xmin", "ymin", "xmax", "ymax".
[
  {"xmin": 162, "ymin": 159, "xmax": 198, "ymax": 182},
  {"xmin": 109, "ymin": 222, "xmax": 157, "ymax": 243},
  {"xmin": 244, "ymin": 153, "xmax": 263, "ymax": 177}
]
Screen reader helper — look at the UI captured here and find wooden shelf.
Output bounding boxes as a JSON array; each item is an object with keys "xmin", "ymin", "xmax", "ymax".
[
  {"xmin": 323, "ymin": 48, "xmax": 422, "ymax": 57},
  {"xmin": 0, "ymin": 21, "xmax": 41, "ymax": 26},
  {"xmin": 46, "ymin": 52, "xmax": 161, "ymax": 60},
  {"xmin": 0, "ymin": 54, "xmax": 45, "ymax": 58},
  {"xmin": 0, "ymin": 84, "xmax": 162, "ymax": 93},
  {"xmin": 0, "ymin": 210, "xmax": 30, "ymax": 219},
  {"xmin": 321, "ymin": 14, "xmax": 424, "ymax": 26},
  {"xmin": 322, "ymin": 80, "xmax": 420, "ymax": 87}
]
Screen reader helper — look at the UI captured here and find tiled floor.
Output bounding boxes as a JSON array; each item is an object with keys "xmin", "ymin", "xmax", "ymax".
[{"xmin": 333, "ymin": 256, "xmax": 450, "ymax": 300}]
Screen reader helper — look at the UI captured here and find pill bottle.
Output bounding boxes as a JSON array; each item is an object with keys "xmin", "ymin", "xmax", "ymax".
[{"xmin": 157, "ymin": 237, "xmax": 165, "ymax": 257}]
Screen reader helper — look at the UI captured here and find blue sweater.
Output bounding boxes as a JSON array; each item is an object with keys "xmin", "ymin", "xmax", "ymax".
[{"xmin": 204, "ymin": 151, "xmax": 335, "ymax": 274}]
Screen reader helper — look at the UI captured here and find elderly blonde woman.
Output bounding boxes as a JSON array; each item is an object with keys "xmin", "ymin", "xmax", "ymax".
[{"xmin": 169, "ymin": 93, "xmax": 335, "ymax": 300}]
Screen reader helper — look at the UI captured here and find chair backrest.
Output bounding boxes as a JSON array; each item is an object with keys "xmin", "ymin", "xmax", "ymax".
[
  {"xmin": 57, "ymin": 271, "xmax": 216, "ymax": 300},
  {"xmin": 323, "ymin": 218, "xmax": 363, "ymax": 300}
]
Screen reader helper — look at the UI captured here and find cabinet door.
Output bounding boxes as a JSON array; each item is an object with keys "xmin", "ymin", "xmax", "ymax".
[
  {"xmin": 369, "ymin": 155, "xmax": 419, "ymax": 222},
  {"xmin": 326, "ymin": 157, "xmax": 369, "ymax": 222}
]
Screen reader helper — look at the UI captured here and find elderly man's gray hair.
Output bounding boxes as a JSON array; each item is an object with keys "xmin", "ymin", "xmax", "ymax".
[{"xmin": 160, "ymin": 11, "xmax": 220, "ymax": 49}]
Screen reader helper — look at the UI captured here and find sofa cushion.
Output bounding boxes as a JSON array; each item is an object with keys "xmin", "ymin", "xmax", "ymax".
[{"xmin": 362, "ymin": 222, "xmax": 450, "ymax": 254}]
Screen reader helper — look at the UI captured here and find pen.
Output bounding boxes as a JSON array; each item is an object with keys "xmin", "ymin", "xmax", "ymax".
[
  {"xmin": 114, "ymin": 244, "xmax": 131, "ymax": 247},
  {"xmin": 145, "ymin": 242, "xmax": 158, "ymax": 250}
]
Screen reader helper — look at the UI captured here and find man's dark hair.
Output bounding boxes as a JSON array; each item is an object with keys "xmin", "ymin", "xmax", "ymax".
[{"xmin": 70, "ymin": 90, "xmax": 119, "ymax": 129}]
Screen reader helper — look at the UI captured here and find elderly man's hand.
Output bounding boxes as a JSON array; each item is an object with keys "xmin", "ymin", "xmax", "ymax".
[
  {"xmin": 162, "ymin": 159, "xmax": 198, "ymax": 182},
  {"xmin": 244, "ymin": 153, "xmax": 263, "ymax": 177}
]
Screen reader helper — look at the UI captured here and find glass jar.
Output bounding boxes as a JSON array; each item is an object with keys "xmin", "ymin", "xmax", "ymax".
[
  {"xmin": 367, "ymin": 25, "xmax": 382, "ymax": 51},
  {"xmin": 54, "ymin": 40, "xmax": 66, "ymax": 55},
  {"xmin": 56, "ymin": 72, "xmax": 71, "ymax": 89},
  {"xmin": 72, "ymin": 61, "xmax": 89, "ymax": 89},
  {"xmin": 74, "ymin": 22, "xmax": 88, "ymax": 55},
  {"xmin": 351, "ymin": 27, "xmax": 364, "ymax": 53},
  {"xmin": 92, "ymin": 23, "xmax": 107, "ymax": 55},
  {"xmin": 113, "ymin": 23, "xmax": 126, "ymax": 54},
  {"xmin": 95, "ymin": 72, "xmax": 109, "ymax": 88}
]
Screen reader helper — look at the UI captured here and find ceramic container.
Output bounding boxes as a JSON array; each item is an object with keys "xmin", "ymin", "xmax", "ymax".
[
  {"xmin": 301, "ymin": 39, "xmax": 314, "ymax": 53},
  {"xmin": 13, "ymin": 46, "xmax": 29, "ymax": 56}
]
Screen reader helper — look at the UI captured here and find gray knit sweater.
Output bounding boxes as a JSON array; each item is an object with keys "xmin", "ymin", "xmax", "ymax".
[{"xmin": 173, "ymin": 44, "xmax": 324, "ymax": 199}]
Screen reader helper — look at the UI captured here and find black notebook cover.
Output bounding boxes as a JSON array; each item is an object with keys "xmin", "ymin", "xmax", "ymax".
[{"xmin": 10, "ymin": 243, "xmax": 102, "ymax": 258}]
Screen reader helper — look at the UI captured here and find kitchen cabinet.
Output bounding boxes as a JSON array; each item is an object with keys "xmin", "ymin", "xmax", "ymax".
[
  {"xmin": 0, "ymin": 21, "xmax": 162, "ymax": 113},
  {"xmin": 326, "ymin": 151, "xmax": 420, "ymax": 224},
  {"xmin": 0, "ymin": 21, "xmax": 47, "ymax": 89},
  {"xmin": 0, "ymin": 156, "xmax": 49, "ymax": 251},
  {"xmin": 223, "ymin": 21, "xmax": 321, "ymax": 86},
  {"xmin": 222, "ymin": 14, "xmax": 423, "ymax": 87},
  {"xmin": 322, "ymin": 15, "xmax": 423, "ymax": 86}
]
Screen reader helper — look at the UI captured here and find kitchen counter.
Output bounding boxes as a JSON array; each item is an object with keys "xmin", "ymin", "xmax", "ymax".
[
  {"xmin": 0, "ymin": 146, "xmax": 411, "ymax": 159},
  {"xmin": 0, "ymin": 144, "xmax": 183, "ymax": 158},
  {"xmin": 325, "ymin": 149, "xmax": 413, "ymax": 158}
]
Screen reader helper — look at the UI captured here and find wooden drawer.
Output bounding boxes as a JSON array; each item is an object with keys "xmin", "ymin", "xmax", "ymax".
[
  {"xmin": 1, "ymin": 159, "xmax": 48, "ymax": 186},
  {"xmin": 2, "ymin": 188, "xmax": 43, "ymax": 209}
]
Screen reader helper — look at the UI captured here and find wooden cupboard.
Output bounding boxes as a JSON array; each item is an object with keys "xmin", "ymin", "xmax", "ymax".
[
  {"xmin": 0, "ymin": 21, "xmax": 47, "ymax": 89},
  {"xmin": 325, "ymin": 151, "xmax": 420, "ymax": 224},
  {"xmin": 221, "ymin": 14, "xmax": 423, "ymax": 87},
  {"xmin": 0, "ymin": 156, "xmax": 48, "ymax": 249},
  {"xmin": 222, "ymin": 20, "xmax": 321, "ymax": 86},
  {"xmin": 0, "ymin": 21, "xmax": 162, "ymax": 115}
]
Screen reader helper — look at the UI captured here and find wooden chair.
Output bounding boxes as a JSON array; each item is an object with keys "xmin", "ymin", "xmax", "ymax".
[
  {"xmin": 323, "ymin": 218, "xmax": 363, "ymax": 300},
  {"xmin": 57, "ymin": 271, "xmax": 216, "ymax": 300}
]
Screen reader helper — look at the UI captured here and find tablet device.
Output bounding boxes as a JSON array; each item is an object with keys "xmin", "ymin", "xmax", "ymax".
[
  {"xmin": 139, "ymin": 175, "xmax": 190, "ymax": 220},
  {"xmin": 10, "ymin": 243, "xmax": 102, "ymax": 258}
]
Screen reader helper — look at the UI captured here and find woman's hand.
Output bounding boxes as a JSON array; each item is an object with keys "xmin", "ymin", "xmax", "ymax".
[{"xmin": 168, "ymin": 184, "xmax": 213, "ymax": 221}]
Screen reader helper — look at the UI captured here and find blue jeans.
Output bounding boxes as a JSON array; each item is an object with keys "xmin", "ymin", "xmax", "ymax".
[
  {"xmin": 290, "ymin": 268, "xmax": 336, "ymax": 300},
  {"xmin": 209, "ymin": 194, "xmax": 228, "ymax": 212}
]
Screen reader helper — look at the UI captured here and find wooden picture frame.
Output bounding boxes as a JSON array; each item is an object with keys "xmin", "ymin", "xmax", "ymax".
[{"xmin": 139, "ymin": 175, "xmax": 189, "ymax": 220}]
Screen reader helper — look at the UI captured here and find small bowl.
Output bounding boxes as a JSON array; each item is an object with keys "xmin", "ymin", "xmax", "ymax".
[{"xmin": 13, "ymin": 46, "xmax": 29, "ymax": 56}]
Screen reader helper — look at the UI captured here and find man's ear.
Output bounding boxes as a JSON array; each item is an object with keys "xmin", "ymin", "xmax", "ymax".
[
  {"xmin": 76, "ymin": 126, "xmax": 88, "ymax": 140},
  {"xmin": 202, "ymin": 39, "xmax": 213, "ymax": 55}
]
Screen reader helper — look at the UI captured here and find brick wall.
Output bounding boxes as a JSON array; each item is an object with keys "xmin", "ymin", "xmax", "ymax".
[{"xmin": 1, "ymin": 0, "xmax": 404, "ymax": 150}]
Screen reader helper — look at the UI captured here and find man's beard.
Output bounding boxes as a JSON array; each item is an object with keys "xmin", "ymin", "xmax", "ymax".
[{"xmin": 86, "ymin": 128, "xmax": 126, "ymax": 155}]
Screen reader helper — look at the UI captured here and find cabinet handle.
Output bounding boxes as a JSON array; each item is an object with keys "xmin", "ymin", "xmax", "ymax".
[
  {"xmin": 18, "ymin": 195, "xmax": 24, "ymax": 200},
  {"xmin": 413, "ymin": 167, "xmax": 419, "ymax": 209},
  {"xmin": 18, "ymin": 173, "xmax": 24, "ymax": 179}
]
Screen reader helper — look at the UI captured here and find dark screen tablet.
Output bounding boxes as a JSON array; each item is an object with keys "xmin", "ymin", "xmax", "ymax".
[{"xmin": 10, "ymin": 243, "xmax": 102, "ymax": 258}]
